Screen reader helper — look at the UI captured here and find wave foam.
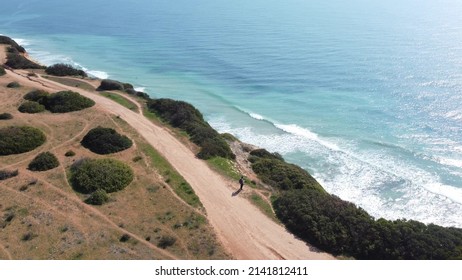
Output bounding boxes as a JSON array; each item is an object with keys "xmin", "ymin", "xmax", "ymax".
[
  {"xmin": 243, "ymin": 109, "xmax": 340, "ymax": 151},
  {"xmin": 438, "ymin": 157, "xmax": 462, "ymax": 169},
  {"xmin": 445, "ymin": 110, "xmax": 462, "ymax": 121},
  {"xmin": 249, "ymin": 112, "xmax": 265, "ymax": 120},
  {"xmin": 275, "ymin": 123, "xmax": 340, "ymax": 151},
  {"xmin": 423, "ymin": 183, "xmax": 462, "ymax": 204},
  {"xmin": 86, "ymin": 70, "xmax": 109, "ymax": 79},
  {"xmin": 12, "ymin": 37, "xmax": 30, "ymax": 46}
]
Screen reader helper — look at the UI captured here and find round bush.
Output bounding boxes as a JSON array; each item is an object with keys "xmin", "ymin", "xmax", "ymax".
[
  {"xmin": 45, "ymin": 63, "xmax": 87, "ymax": 77},
  {"xmin": 0, "ymin": 66, "xmax": 6, "ymax": 76},
  {"xmin": 70, "ymin": 158, "xmax": 134, "ymax": 194},
  {"xmin": 85, "ymin": 189, "xmax": 109, "ymax": 205},
  {"xmin": 0, "ymin": 113, "xmax": 13, "ymax": 120},
  {"xmin": 97, "ymin": 79, "xmax": 124, "ymax": 91},
  {"xmin": 65, "ymin": 150, "xmax": 76, "ymax": 157},
  {"xmin": 18, "ymin": 101, "xmax": 46, "ymax": 114},
  {"xmin": 0, "ymin": 126, "xmax": 46, "ymax": 156},
  {"xmin": 6, "ymin": 81, "xmax": 20, "ymax": 88},
  {"xmin": 24, "ymin": 90, "xmax": 49, "ymax": 103},
  {"xmin": 28, "ymin": 152, "xmax": 59, "ymax": 171},
  {"xmin": 81, "ymin": 127, "xmax": 133, "ymax": 154},
  {"xmin": 46, "ymin": 91, "xmax": 95, "ymax": 113}
]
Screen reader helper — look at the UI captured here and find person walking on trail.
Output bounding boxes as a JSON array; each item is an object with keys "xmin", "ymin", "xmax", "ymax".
[{"xmin": 239, "ymin": 176, "xmax": 244, "ymax": 190}]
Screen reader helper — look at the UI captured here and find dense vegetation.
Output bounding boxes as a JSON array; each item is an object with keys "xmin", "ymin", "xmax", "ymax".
[
  {"xmin": 84, "ymin": 189, "xmax": 109, "ymax": 205},
  {"xmin": 70, "ymin": 158, "xmax": 134, "ymax": 194},
  {"xmin": 81, "ymin": 127, "xmax": 133, "ymax": 154},
  {"xmin": 147, "ymin": 98, "xmax": 235, "ymax": 160},
  {"xmin": 96, "ymin": 79, "xmax": 151, "ymax": 98},
  {"xmin": 125, "ymin": 88, "xmax": 150, "ymax": 100},
  {"xmin": 0, "ymin": 35, "xmax": 25, "ymax": 53},
  {"xmin": 18, "ymin": 101, "xmax": 46, "ymax": 114},
  {"xmin": 250, "ymin": 148, "xmax": 462, "ymax": 259},
  {"xmin": 249, "ymin": 149, "xmax": 324, "ymax": 192},
  {"xmin": 44, "ymin": 91, "xmax": 95, "ymax": 113},
  {"xmin": 0, "ymin": 126, "xmax": 46, "ymax": 156},
  {"xmin": 22, "ymin": 90, "xmax": 93, "ymax": 113},
  {"xmin": 24, "ymin": 90, "xmax": 49, "ymax": 103},
  {"xmin": 0, "ymin": 169, "xmax": 18, "ymax": 181},
  {"xmin": 0, "ymin": 65, "xmax": 5, "ymax": 76},
  {"xmin": 97, "ymin": 79, "xmax": 133, "ymax": 91},
  {"xmin": 274, "ymin": 189, "xmax": 462, "ymax": 259},
  {"xmin": 45, "ymin": 63, "xmax": 87, "ymax": 77},
  {"xmin": 5, "ymin": 53, "xmax": 44, "ymax": 69},
  {"xmin": 0, "ymin": 113, "xmax": 13, "ymax": 120},
  {"xmin": 65, "ymin": 150, "xmax": 76, "ymax": 157},
  {"xmin": 6, "ymin": 81, "xmax": 20, "ymax": 88},
  {"xmin": 28, "ymin": 152, "xmax": 60, "ymax": 171}
]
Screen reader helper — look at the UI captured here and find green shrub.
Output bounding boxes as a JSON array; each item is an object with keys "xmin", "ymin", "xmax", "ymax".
[
  {"xmin": 274, "ymin": 189, "xmax": 462, "ymax": 260},
  {"xmin": 45, "ymin": 63, "xmax": 87, "ymax": 77},
  {"xmin": 0, "ymin": 126, "xmax": 46, "ymax": 155},
  {"xmin": 249, "ymin": 149, "xmax": 324, "ymax": 192},
  {"xmin": 135, "ymin": 91, "xmax": 150, "ymax": 100},
  {"xmin": 132, "ymin": 155, "xmax": 142, "ymax": 162},
  {"xmin": 249, "ymin": 149, "xmax": 284, "ymax": 161},
  {"xmin": 45, "ymin": 91, "xmax": 95, "ymax": 113},
  {"xmin": 5, "ymin": 53, "xmax": 44, "ymax": 69},
  {"xmin": 0, "ymin": 169, "xmax": 19, "ymax": 181},
  {"xmin": 97, "ymin": 79, "xmax": 124, "ymax": 91},
  {"xmin": 21, "ymin": 232, "xmax": 37, "ymax": 241},
  {"xmin": 0, "ymin": 36, "xmax": 25, "ymax": 53},
  {"xmin": 123, "ymin": 83, "xmax": 134, "ymax": 90},
  {"xmin": 81, "ymin": 127, "xmax": 133, "ymax": 154},
  {"xmin": 70, "ymin": 158, "xmax": 134, "ymax": 194},
  {"xmin": 28, "ymin": 152, "xmax": 59, "ymax": 171},
  {"xmin": 6, "ymin": 47, "xmax": 18, "ymax": 54},
  {"xmin": 65, "ymin": 150, "xmax": 76, "ymax": 157},
  {"xmin": 157, "ymin": 235, "xmax": 176, "ymax": 249},
  {"xmin": 6, "ymin": 81, "xmax": 20, "ymax": 88},
  {"xmin": 119, "ymin": 234, "xmax": 131, "ymax": 242},
  {"xmin": 147, "ymin": 98, "xmax": 235, "ymax": 160},
  {"xmin": 18, "ymin": 101, "xmax": 46, "ymax": 114},
  {"xmin": 125, "ymin": 88, "xmax": 136, "ymax": 95},
  {"xmin": 0, "ymin": 66, "xmax": 6, "ymax": 76},
  {"xmin": 0, "ymin": 113, "xmax": 13, "ymax": 120},
  {"xmin": 24, "ymin": 90, "xmax": 50, "ymax": 103},
  {"xmin": 85, "ymin": 189, "xmax": 109, "ymax": 205}
]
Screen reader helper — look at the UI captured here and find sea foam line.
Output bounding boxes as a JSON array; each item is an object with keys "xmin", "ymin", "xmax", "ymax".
[
  {"xmin": 423, "ymin": 183, "xmax": 462, "ymax": 205},
  {"xmin": 244, "ymin": 108, "xmax": 340, "ymax": 151}
]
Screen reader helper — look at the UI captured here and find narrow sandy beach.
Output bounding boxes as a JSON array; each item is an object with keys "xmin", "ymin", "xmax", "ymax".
[{"xmin": 5, "ymin": 69, "xmax": 334, "ymax": 260}]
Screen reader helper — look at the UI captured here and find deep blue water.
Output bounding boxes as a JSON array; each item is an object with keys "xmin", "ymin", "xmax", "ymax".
[{"xmin": 2, "ymin": 0, "xmax": 462, "ymax": 227}]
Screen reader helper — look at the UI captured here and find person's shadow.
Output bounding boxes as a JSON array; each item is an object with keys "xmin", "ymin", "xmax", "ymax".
[{"xmin": 232, "ymin": 189, "xmax": 242, "ymax": 197}]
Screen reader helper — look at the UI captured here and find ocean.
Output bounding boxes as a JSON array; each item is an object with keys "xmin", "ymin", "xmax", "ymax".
[{"xmin": 1, "ymin": 0, "xmax": 462, "ymax": 227}]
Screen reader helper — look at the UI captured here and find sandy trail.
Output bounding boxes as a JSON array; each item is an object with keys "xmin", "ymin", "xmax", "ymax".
[{"xmin": 6, "ymin": 69, "xmax": 333, "ymax": 260}]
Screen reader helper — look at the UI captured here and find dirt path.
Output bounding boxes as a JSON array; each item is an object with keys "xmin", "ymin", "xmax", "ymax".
[{"xmin": 6, "ymin": 69, "xmax": 334, "ymax": 260}]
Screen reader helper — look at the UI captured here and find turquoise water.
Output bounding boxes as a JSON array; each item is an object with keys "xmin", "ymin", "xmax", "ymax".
[{"xmin": 2, "ymin": 0, "xmax": 462, "ymax": 227}]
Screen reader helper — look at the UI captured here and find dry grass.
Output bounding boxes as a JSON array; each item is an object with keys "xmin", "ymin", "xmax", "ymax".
[{"xmin": 0, "ymin": 71, "xmax": 229, "ymax": 259}]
